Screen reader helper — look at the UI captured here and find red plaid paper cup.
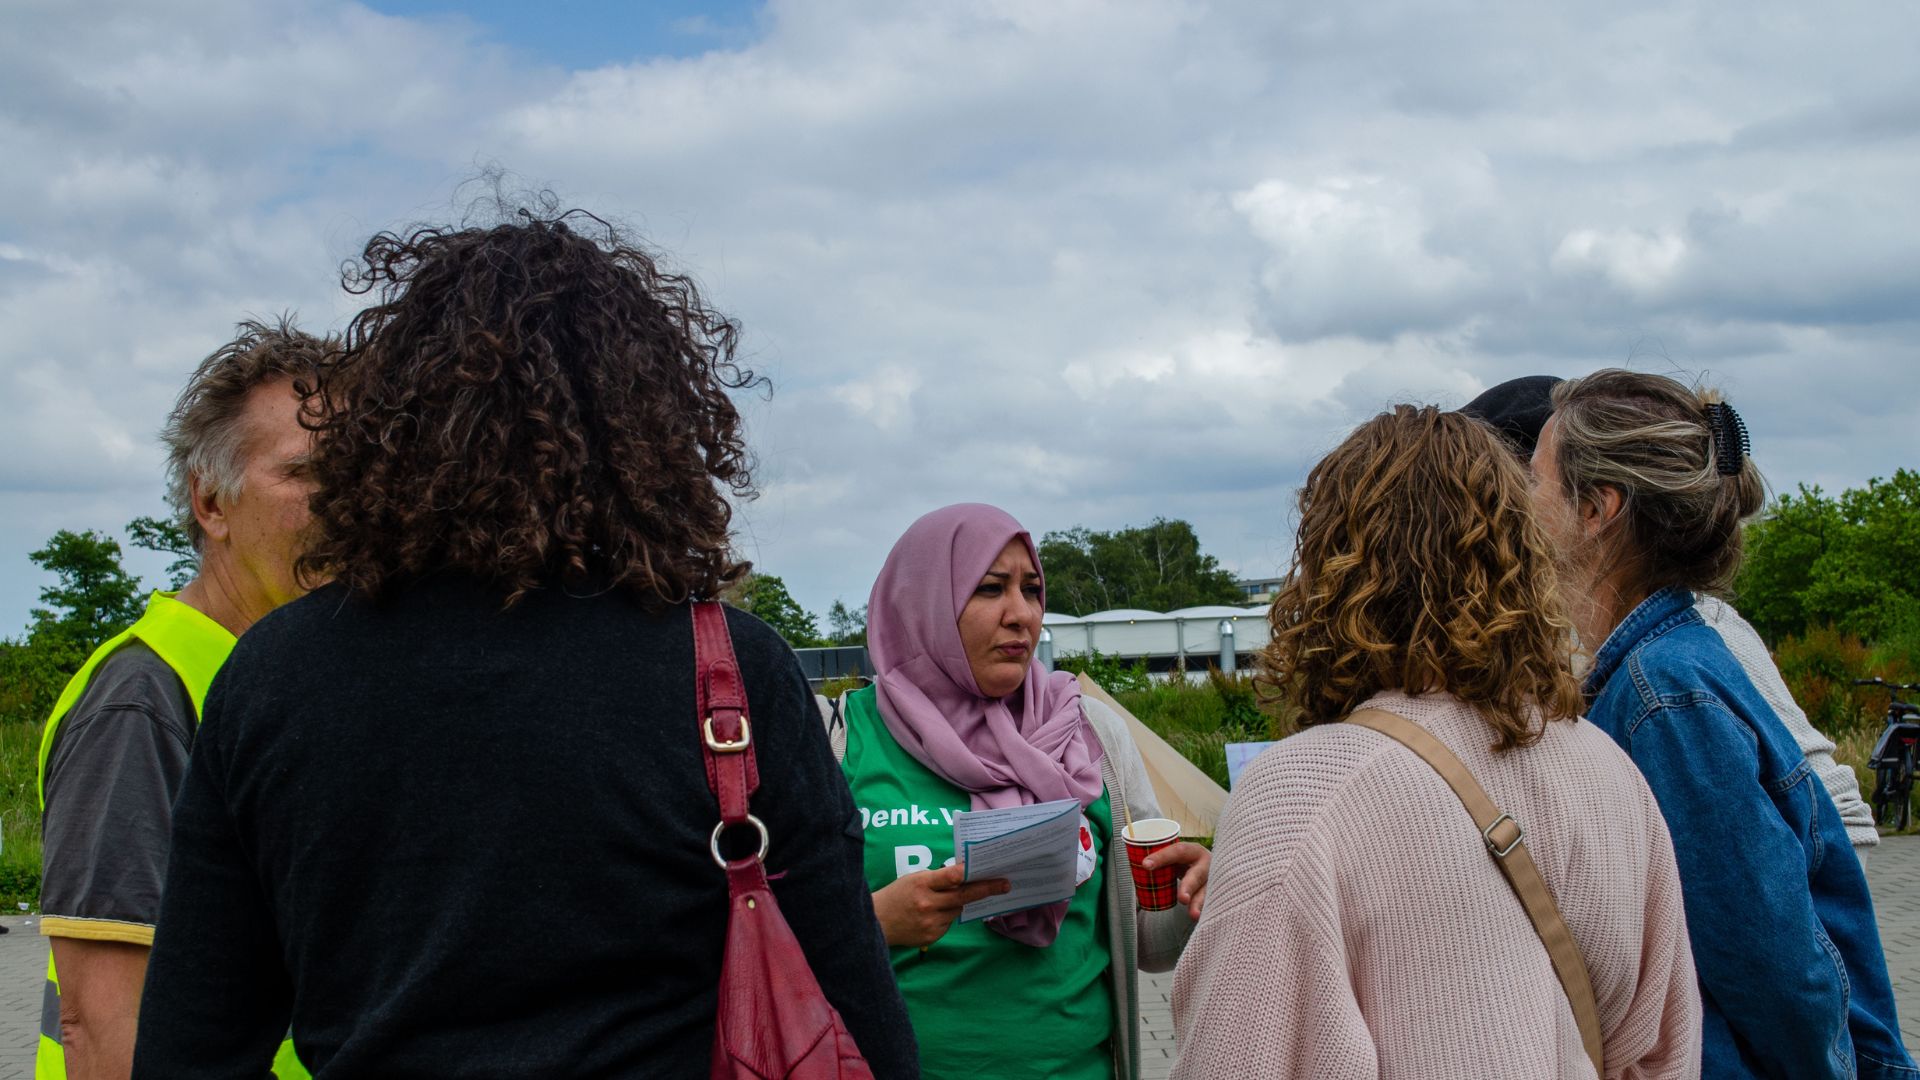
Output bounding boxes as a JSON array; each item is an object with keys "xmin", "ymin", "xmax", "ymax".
[{"xmin": 1122, "ymin": 818, "xmax": 1182, "ymax": 911}]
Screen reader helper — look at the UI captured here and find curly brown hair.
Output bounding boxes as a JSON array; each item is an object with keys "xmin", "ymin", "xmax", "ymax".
[
  {"xmin": 1259, "ymin": 405, "xmax": 1583, "ymax": 750},
  {"xmin": 296, "ymin": 206, "xmax": 762, "ymax": 608}
]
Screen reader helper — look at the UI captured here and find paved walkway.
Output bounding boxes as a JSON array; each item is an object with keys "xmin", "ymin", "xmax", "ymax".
[
  {"xmin": 1138, "ymin": 839, "xmax": 1920, "ymax": 1077},
  {"xmin": 5, "ymin": 837, "xmax": 1920, "ymax": 1076},
  {"xmin": 0, "ymin": 917, "xmax": 38, "ymax": 1080},
  {"xmin": 1868, "ymin": 838, "xmax": 1920, "ymax": 1051}
]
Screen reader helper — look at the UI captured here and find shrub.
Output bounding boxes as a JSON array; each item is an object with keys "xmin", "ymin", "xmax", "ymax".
[
  {"xmin": 1775, "ymin": 624, "xmax": 1908, "ymax": 738},
  {"xmin": 0, "ymin": 864, "xmax": 36, "ymax": 913},
  {"xmin": 0, "ymin": 638, "xmax": 69, "ymax": 728},
  {"xmin": 816, "ymin": 674, "xmax": 869, "ymax": 701},
  {"xmin": 0, "ymin": 719, "xmax": 42, "ymax": 910},
  {"xmin": 1104, "ymin": 666, "xmax": 1290, "ymax": 789},
  {"xmin": 1206, "ymin": 667, "xmax": 1265, "ymax": 741},
  {"xmin": 1055, "ymin": 649, "xmax": 1152, "ymax": 694}
]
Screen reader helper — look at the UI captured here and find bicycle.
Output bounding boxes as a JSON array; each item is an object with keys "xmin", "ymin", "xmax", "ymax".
[{"xmin": 1858, "ymin": 678, "xmax": 1920, "ymax": 831}]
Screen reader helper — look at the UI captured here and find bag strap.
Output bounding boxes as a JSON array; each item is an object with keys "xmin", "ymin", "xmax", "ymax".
[
  {"xmin": 693, "ymin": 602, "xmax": 763, "ymax": 860},
  {"xmin": 1345, "ymin": 708, "xmax": 1605, "ymax": 1077}
]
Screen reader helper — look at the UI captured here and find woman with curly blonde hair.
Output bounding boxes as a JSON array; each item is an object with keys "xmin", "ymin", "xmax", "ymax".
[{"xmin": 1173, "ymin": 405, "xmax": 1699, "ymax": 1080}]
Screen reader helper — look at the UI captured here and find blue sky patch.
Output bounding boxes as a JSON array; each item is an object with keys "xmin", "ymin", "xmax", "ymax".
[{"xmin": 364, "ymin": 0, "xmax": 764, "ymax": 68}]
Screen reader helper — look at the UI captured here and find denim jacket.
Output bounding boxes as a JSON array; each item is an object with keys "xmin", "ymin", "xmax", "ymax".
[{"xmin": 1586, "ymin": 587, "xmax": 1916, "ymax": 1080}]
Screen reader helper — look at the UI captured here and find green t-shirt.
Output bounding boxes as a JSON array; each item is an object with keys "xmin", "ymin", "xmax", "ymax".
[{"xmin": 839, "ymin": 686, "xmax": 1114, "ymax": 1080}]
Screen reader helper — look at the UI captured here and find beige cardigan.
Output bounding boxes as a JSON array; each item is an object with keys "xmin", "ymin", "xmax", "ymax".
[{"xmin": 823, "ymin": 692, "xmax": 1197, "ymax": 1080}]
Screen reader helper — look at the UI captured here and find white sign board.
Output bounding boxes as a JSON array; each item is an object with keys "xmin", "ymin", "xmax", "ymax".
[{"xmin": 1224, "ymin": 741, "xmax": 1278, "ymax": 789}]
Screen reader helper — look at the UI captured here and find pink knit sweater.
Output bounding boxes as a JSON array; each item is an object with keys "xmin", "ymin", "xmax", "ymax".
[{"xmin": 1172, "ymin": 691, "xmax": 1700, "ymax": 1080}]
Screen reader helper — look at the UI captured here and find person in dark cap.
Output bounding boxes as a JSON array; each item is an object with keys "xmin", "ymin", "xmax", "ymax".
[
  {"xmin": 1465, "ymin": 372, "xmax": 1878, "ymax": 866},
  {"xmin": 1529, "ymin": 369, "xmax": 1909, "ymax": 1077},
  {"xmin": 1460, "ymin": 374, "xmax": 1561, "ymax": 457}
]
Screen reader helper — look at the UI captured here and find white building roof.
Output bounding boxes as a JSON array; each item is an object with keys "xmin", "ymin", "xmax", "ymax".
[
  {"xmin": 1038, "ymin": 605, "xmax": 1273, "ymax": 661},
  {"xmin": 1078, "ymin": 608, "xmax": 1171, "ymax": 623},
  {"xmin": 1166, "ymin": 605, "xmax": 1262, "ymax": 619},
  {"xmin": 1046, "ymin": 605, "xmax": 1265, "ymax": 623}
]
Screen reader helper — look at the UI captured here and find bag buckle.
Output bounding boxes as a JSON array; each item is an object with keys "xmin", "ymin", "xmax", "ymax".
[
  {"xmin": 704, "ymin": 714, "xmax": 752, "ymax": 753},
  {"xmin": 710, "ymin": 815, "xmax": 770, "ymax": 868},
  {"xmin": 1483, "ymin": 812, "xmax": 1523, "ymax": 858}
]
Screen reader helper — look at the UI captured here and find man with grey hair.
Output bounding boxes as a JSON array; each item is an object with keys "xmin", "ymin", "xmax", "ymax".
[{"xmin": 37, "ymin": 318, "xmax": 338, "ymax": 1080}]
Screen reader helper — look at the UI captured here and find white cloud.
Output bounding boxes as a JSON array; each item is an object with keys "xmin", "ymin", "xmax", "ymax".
[
  {"xmin": 1552, "ymin": 228, "xmax": 1689, "ymax": 296},
  {"xmin": 832, "ymin": 366, "xmax": 920, "ymax": 432},
  {"xmin": 1235, "ymin": 175, "xmax": 1485, "ymax": 340},
  {"xmin": 3, "ymin": 0, "xmax": 1919, "ymax": 627}
]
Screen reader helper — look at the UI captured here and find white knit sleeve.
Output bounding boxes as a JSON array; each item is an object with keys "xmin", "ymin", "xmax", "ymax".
[
  {"xmin": 1695, "ymin": 597, "xmax": 1878, "ymax": 845},
  {"xmin": 1081, "ymin": 696, "xmax": 1160, "ymax": 819}
]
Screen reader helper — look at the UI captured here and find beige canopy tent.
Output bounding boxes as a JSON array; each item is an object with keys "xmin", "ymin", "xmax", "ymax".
[{"xmin": 1077, "ymin": 673, "xmax": 1228, "ymax": 838}]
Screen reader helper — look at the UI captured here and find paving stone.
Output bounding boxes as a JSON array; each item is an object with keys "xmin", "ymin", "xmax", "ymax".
[
  {"xmin": 1137, "ymin": 836, "xmax": 1920, "ymax": 1075},
  {"xmin": 0, "ymin": 916, "xmax": 42, "ymax": 1080},
  {"xmin": 6, "ymin": 842, "xmax": 1919, "ymax": 1077}
]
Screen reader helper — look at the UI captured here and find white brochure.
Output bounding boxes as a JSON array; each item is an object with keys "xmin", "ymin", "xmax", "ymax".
[{"xmin": 953, "ymin": 797, "xmax": 1083, "ymax": 923}]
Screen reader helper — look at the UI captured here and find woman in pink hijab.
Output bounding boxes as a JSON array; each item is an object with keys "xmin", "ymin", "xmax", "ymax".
[{"xmin": 825, "ymin": 503, "xmax": 1210, "ymax": 1080}]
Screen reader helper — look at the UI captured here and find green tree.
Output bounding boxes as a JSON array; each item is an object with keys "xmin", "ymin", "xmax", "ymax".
[
  {"xmin": 1037, "ymin": 518, "xmax": 1242, "ymax": 616},
  {"xmin": 27, "ymin": 530, "xmax": 145, "ymax": 666},
  {"xmin": 825, "ymin": 600, "xmax": 867, "ymax": 646},
  {"xmin": 729, "ymin": 573, "xmax": 827, "ymax": 648},
  {"xmin": 127, "ymin": 514, "xmax": 198, "ymax": 589},
  {"xmin": 0, "ymin": 636, "xmax": 72, "ymax": 726},
  {"xmin": 1803, "ymin": 470, "xmax": 1920, "ymax": 640},
  {"xmin": 1735, "ymin": 484, "xmax": 1843, "ymax": 641},
  {"xmin": 1736, "ymin": 469, "xmax": 1920, "ymax": 645}
]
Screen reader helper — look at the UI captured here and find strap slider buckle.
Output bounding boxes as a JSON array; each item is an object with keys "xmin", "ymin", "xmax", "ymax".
[
  {"xmin": 1483, "ymin": 812, "xmax": 1524, "ymax": 858},
  {"xmin": 703, "ymin": 714, "xmax": 751, "ymax": 753}
]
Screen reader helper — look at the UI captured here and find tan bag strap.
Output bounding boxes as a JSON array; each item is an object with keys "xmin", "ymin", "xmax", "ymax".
[{"xmin": 1346, "ymin": 709, "xmax": 1605, "ymax": 1077}]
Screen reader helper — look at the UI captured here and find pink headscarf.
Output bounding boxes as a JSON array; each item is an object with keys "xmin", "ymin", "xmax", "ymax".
[{"xmin": 867, "ymin": 503, "xmax": 1105, "ymax": 947}]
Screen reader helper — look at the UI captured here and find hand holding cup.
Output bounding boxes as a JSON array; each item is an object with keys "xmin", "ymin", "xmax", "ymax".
[{"xmin": 1125, "ymin": 818, "xmax": 1211, "ymax": 921}]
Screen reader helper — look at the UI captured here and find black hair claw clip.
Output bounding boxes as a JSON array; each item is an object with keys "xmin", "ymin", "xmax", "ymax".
[{"xmin": 1705, "ymin": 402, "xmax": 1749, "ymax": 476}]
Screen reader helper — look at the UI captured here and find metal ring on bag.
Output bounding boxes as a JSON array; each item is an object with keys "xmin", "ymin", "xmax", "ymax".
[{"xmin": 710, "ymin": 815, "xmax": 771, "ymax": 869}]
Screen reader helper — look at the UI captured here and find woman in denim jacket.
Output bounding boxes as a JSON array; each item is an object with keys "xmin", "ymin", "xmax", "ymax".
[{"xmin": 1531, "ymin": 369, "xmax": 1915, "ymax": 1080}]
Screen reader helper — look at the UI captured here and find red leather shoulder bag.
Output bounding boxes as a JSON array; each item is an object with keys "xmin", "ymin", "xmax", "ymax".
[{"xmin": 693, "ymin": 600, "xmax": 875, "ymax": 1080}]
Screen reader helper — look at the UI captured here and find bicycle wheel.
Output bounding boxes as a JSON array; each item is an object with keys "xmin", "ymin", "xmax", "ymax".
[
  {"xmin": 1876, "ymin": 765, "xmax": 1901, "ymax": 830},
  {"xmin": 1898, "ymin": 748, "xmax": 1917, "ymax": 831}
]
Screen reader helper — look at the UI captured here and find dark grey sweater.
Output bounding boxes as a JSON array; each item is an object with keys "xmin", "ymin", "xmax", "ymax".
[{"xmin": 133, "ymin": 577, "xmax": 917, "ymax": 1079}]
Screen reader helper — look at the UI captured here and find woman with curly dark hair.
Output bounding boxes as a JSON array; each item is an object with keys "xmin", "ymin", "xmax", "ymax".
[
  {"xmin": 133, "ymin": 208, "xmax": 918, "ymax": 1078},
  {"xmin": 1172, "ymin": 406, "xmax": 1699, "ymax": 1079}
]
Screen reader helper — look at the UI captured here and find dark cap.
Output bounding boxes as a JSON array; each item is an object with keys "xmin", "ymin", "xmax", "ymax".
[{"xmin": 1459, "ymin": 375, "xmax": 1563, "ymax": 456}]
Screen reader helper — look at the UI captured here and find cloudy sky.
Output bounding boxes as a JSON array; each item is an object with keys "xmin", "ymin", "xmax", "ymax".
[{"xmin": 4, "ymin": 0, "xmax": 1918, "ymax": 632}]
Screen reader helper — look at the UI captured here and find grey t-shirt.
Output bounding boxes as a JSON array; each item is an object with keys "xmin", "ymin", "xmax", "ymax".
[{"xmin": 40, "ymin": 639, "xmax": 196, "ymax": 939}]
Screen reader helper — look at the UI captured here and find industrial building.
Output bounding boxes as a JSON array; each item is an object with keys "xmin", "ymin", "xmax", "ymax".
[
  {"xmin": 1234, "ymin": 576, "xmax": 1288, "ymax": 604},
  {"xmin": 1039, "ymin": 605, "xmax": 1270, "ymax": 674},
  {"xmin": 792, "ymin": 604, "xmax": 1273, "ymax": 685}
]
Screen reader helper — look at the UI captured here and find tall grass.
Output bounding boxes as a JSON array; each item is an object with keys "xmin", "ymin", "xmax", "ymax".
[
  {"xmin": 1831, "ymin": 724, "xmax": 1880, "ymax": 815},
  {"xmin": 1112, "ymin": 668, "xmax": 1298, "ymax": 790},
  {"xmin": 0, "ymin": 720, "xmax": 42, "ymax": 909}
]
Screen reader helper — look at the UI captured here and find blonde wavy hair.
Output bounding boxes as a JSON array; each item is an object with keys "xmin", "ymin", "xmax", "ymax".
[
  {"xmin": 1260, "ymin": 405, "xmax": 1583, "ymax": 750},
  {"xmin": 1547, "ymin": 369, "xmax": 1765, "ymax": 598}
]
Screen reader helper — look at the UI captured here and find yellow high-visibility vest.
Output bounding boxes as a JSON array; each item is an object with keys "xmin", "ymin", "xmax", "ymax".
[{"xmin": 36, "ymin": 591, "xmax": 308, "ymax": 1080}]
